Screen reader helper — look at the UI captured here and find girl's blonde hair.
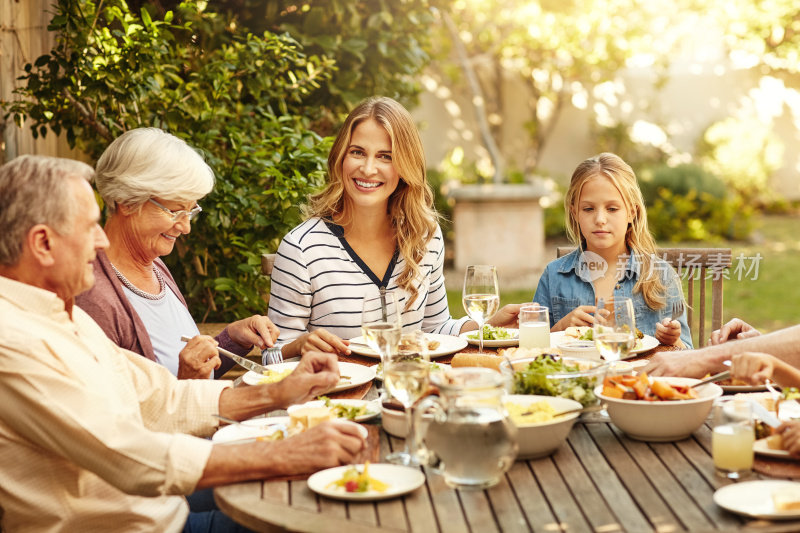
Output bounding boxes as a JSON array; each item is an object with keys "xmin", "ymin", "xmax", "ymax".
[
  {"xmin": 306, "ymin": 96, "xmax": 438, "ymax": 309},
  {"xmin": 564, "ymin": 152, "xmax": 666, "ymax": 310}
]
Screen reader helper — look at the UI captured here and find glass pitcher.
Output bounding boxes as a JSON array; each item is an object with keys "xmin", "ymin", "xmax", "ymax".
[{"xmin": 416, "ymin": 367, "xmax": 518, "ymax": 489}]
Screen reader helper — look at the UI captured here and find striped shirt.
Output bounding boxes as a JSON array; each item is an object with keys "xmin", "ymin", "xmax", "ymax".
[{"xmin": 268, "ymin": 218, "xmax": 468, "ymax": 344}]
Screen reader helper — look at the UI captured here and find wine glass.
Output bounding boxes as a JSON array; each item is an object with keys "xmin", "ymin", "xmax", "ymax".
[
  {"xmin": 462, "ymin": 265, "xmax": 500, "ymax": 353},
  {"xmin": 384, "ymin": 329, "xmax": 430, "ymax": 465},
  {"xmin": 361, "ymin": 289, "xmax": 402, "ymax": 363},
  {"xmin": 593, "ymin": 297, "xmax": 636, "ymax": 362}
]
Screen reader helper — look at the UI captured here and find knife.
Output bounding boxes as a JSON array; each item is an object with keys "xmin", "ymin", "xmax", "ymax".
[
  {"xmin": 180, "ymin": 335, "xmax": 270, "ymax": 375},
  {"xmin": 750, "ymin": 399, "xmax": 781, "ymax": 428}
]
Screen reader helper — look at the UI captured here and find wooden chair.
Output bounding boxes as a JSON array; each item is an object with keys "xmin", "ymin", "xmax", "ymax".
[
  {"xmin": 261, "ymin": 253, "xmax": 276, "ymax": 277},
  {"xmin": 555, "ymin": 246, "xmax": 732, "ymax": 347}
]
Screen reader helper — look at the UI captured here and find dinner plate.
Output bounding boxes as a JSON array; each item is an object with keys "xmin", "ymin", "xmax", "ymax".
[
  {"xmin": 241, "ymin": 361, "xmax": 376, "ymax": 392},
  {"xmin": 374, "ymin": 362, "xmax": 450, "ymax": 381},
  {"xmin": 307, "ymin": 463, "xmax": 426, "ymax": 501},
  {"xmin": 347, "ymin": 333, "xmax": 467, "ymax": 359},
  {"xmin": 287, "ymin": 399, "xmax": 380, "ymax": 423},
  {"xmin": 550, "ymin": 331, "xmax": 659, "ymax": 358},
  {"xmin": 714, "ymin": 480, "xmax": 800, "ymax": 519},
  {"xmin": 754, "ymin": 438, "xmax": 795, "ymax": 460},
  {"xmin": 212, "ymin": 416, "xmax": 290, "ymax": 443},
  {"xmin": 460, "ymin": 328, "xmax": 519, "ymax": 348},
  {"xmin": 719, "ymin": 383, "xmax": 768, "ymax": 393}
]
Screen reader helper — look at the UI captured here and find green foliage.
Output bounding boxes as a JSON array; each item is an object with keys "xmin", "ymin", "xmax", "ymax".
[
  {"xmin": 6, "ymin": 0, "xmax": 334, "ymax": 321},
  {"xmin": 640, "ymin": 164, "xmax": 755, "ymax": 242}
]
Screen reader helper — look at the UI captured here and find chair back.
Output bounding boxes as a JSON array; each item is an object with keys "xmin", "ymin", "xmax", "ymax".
[
  {"xmin": 555, "ymin": 246, "xmax": 732, "ymax": 347},
  {"xmin": 261, "ymin": 253, "xmax": 276, "ymax": 277}
]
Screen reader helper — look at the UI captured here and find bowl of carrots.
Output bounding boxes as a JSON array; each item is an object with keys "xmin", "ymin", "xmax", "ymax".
[{"xmin": 596, "ymin": 373, "xmax": 723, "ymax": 442}]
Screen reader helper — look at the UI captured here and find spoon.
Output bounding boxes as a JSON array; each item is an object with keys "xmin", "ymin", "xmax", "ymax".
[{"xmin": 691, "ymin": 369, "xmax": 730, "ymax": 388}]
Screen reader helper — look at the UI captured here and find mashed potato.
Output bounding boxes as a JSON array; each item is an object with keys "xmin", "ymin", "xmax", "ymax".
[
  {"xmin": 257, "ymin": 368, "xmax": 293, "ymax": 384},
  {"xmin": 506, "ymin": 400, "xmax": 557, "ymax": 425}
]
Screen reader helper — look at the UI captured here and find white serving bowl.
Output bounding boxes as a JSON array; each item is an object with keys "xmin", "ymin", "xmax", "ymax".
[
  {"xmin": 504, "ymin": 394, "xmax": 582, "ymax": 459},
  {"xmin": 596, "ymin": 376, "xmax": 723, "ymax": 442},
  {"xmin": 557, "ymin": 340, "xmax": 601, "ymax": 361},
  {"xmin": 381, "ymin": 404, "xmax": 433, "ymax": 438}
]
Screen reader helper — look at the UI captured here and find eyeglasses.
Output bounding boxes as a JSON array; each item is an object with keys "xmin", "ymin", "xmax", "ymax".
[{"xmin": 148, "ymin": 198, "xmax": 203, "ymax": 223}]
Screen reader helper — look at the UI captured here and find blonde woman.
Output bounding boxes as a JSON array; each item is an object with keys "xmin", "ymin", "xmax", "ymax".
[
  {"xmin": 533, "ymin": 153, "xmax": 692, "ymax": 348},
  {"xmin": 268, "ymin": 96, "xmax": 520, "ymax": 358}
]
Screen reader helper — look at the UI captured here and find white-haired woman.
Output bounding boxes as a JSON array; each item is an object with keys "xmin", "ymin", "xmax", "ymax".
[{"xmin": 76, "ymin": 128, "xmax": 279, "ymax": 379}]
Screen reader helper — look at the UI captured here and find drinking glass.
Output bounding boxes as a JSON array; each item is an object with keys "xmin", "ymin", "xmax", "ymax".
[
  {"xmin": 519, "ymin": 304, "xmax": 550, "ymax": 349},
  {"xmin": 593, "ymin": 297, "xmax": 635, "ymax": 362},
  {"xmin": 361, "ymin": 289, "xmax": 402, "ymax": 363},
  {"xmin": 712, "ymin": 397, "xmax": 754, "ymax": 479},
  {"xmin": 384, "ymin": 329, "xmax": 431, "ymax": 465},
  {"xmin": 462, "ymin": 265, "xmax": 500, "ymax": 353}
]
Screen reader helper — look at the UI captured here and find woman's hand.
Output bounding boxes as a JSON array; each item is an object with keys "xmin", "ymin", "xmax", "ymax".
[
  {"xmin": 655, "ymin": 318, "xmax": 682, "ymax": 346},
  {"xmin": 178, "ymin": 335, "xmax": 221, "ymax": 379},
  {"xmin": 551, "ymin": 305, "xmax": 598, "ymax": 331},
  {"xmin": 710, "ymin": 318, "xmax": 760, "ymax": 345},
  {"xmin": 227, "ymin": 315, "xmax": 280, "ymax": 350},
  {"xmin": 487, "ymin": 303, "xmax": 522, "ymax": 328},
  {"xmin": 731, "ymin": 352, "xmax": 775, "ymax": 385},
  {"xmin": 283, "ymin": 328, "xmax": 350, "ymax": 359}
]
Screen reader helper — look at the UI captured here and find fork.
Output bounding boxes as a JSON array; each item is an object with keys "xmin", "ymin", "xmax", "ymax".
[
  {"xmin": 670, "ymin": 300, "xmax": 685, "ymax": 321},
  {"xmin": 261, "ymin": 346, "xmax": 284, "ymax": 365}
]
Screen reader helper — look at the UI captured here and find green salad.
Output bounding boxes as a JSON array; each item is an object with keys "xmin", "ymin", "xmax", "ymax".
[
  {"xmin": 318, "ymin": 396, "xmax": 367, "ymax": 420},
  {"xmin": 467, "ymin": 325, "xmax": 515, "ymax": 341},
  {"xmin": 511, "ymin": 355, "xmax": 599, "ymax": 406}
]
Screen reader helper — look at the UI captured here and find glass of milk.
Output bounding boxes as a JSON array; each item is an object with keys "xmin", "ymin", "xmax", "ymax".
[{"xmin": 519, "ymin": 304, "xmax": 550, "ymax": 349}]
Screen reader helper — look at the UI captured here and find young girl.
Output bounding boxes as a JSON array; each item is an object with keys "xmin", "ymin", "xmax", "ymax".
[
  {"xmin": 533, "ymin": 153, "xmax": 692, "ymax": 348},
  {"xmin": 268, "ymin": 96, "xmax": 520, "ymax": 358}
]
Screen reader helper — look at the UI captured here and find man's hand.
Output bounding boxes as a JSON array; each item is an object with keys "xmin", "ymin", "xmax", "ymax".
[
  {"xmin": 270, "ymin": 351, "xmax": 340, "ymax": 408},
  {"xmin": 643, "ymin": 349, "xmax": 722, "ymax": 378},
  {"xmin": 227, "ymin": 315, "xmax": 280, "ymax": 350},
  {"xmin": 270, "ymin": 421, "xmax": 366, "ymax": 475},
  {"xmin": 731, "ymin": 352, "xmax": 775, "ymax": 385},
  {"xmin": 710, "ymin": 318, "xmax": 760, "ymax": 346},
  {"xmin": 178, "ymin": 335, "xmax": 221, "ymax": 379}
]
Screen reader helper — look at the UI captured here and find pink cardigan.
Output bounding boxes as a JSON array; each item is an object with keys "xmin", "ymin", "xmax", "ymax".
[{"xmin": 75, "ymin": 250, "xmax": 245, "ymax": 378}]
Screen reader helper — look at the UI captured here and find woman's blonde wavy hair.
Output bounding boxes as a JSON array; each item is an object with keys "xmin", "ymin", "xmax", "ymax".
[
  {"xmin": 306, "ymin": 96, "xmax": 438, "ymax": 310},
  {"xmin": 564, "ymin": 152, "xmax": 666, "ymax": 310}
]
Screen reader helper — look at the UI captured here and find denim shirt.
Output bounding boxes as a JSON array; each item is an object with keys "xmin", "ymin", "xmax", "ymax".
[{"xmin": 533, "ymin": 249, "xmax": 693, "ymax": 348}]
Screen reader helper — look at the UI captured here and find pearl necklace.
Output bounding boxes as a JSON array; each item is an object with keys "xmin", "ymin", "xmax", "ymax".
[{"xmin": 110, "ymin": 262, "xmax": 166, "ymax": 301}]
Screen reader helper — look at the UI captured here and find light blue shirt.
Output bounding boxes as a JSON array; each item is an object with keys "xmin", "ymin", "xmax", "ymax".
[{"xmin": 533, "ymin": 249, "xmax": 693, "ymax": 348}]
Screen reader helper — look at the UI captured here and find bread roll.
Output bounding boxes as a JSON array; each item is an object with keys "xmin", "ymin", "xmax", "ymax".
[
  {"xmin": 450, "ymin": 352, "xmax": 503, "ymax": 370},
  {"xmin": 767, "ymin": 434, "xmax": 784, "ymax": 450},
  {"xmin": 773, "ymin": 487, "xmax": 800, "ymax": 511}
]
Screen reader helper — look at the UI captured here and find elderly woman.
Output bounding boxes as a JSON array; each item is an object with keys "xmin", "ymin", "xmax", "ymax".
[{"xmin": 76, "ymin": 128, "xmax": 278, "ymax": 379}]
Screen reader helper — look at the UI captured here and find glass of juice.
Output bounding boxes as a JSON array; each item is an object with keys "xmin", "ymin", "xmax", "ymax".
[
  {"xmin": 711, "ymin": 397, "xmax": 754, "ymax": 479},
  {"xmin": 518, "ymin": 304, "xmax": 550, "ymax": 349}
]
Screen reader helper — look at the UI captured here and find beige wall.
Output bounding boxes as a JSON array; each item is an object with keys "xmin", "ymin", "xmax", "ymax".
[{"xmin": 0, "ymin": 0, "xmax": 80, "ymax": 164}]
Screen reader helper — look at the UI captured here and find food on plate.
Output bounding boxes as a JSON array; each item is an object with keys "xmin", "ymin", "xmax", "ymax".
[
  {"xmin": 716, "ymin": 377, "xmax": 749, "ymax": 387},
  {"xmin": 767, "ymin": 434, "xmax": 784, "ymax": 450},
  {"xmin": 327, "ymin": 462, "xmax": 389, "ymax": 493},
  {"xmin": 257, "ymin": 367, "xmax": 293, "ymax": 384},
  {"xmin": 773, "ymin": 486, "xmax": 800, "ymax": 511},
  {"xmin": 499, "ymin": 346, "xmax": 561, "ymax": 359},
  {"xmin": 505, "ymin": 400, "xmax": 558, "ymax": 425},
  {"xmin": 467, "ymin": 325, "xmax": 516, "ymax": 341},
  {"xmin": 510, "ymin": 355, "xmax": 600, "ymax": 406},
  {"xmin": 289, "ymin": 406, "xmax": 334, "ymax": 433},
  {"xmin": 451, "ymin": 352, "xmax": 504, "ymax": 370},
  {"xmin": 318, "ymin": 396, "xmax": 369, "ymax": 420},
  {"xmin": 564, "ymin": 326, "xmax": 593, "ymax": 341},
  {"xmin": 398, "ymin": 335, "xmax": 441, "ymax": 353},
  {"xmin": 601, "ymin": 372, "xmax": 698, "ymax": 401}
]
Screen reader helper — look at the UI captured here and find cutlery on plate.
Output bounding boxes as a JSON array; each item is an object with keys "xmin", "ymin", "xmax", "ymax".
[
  {"xmin": 691, "ymin": 370, "xmax": 730, "ymax": 388},
  {"xmin": 212, "ymin": 413, "xmax": 282, "ymax": 429},
  {"xmin": 180, "ymin": 335, "xmax": 270, "ymax": 374},
  {"xmin": 749, "ymin": 400, "xmax": 781, "ymax": 428}
]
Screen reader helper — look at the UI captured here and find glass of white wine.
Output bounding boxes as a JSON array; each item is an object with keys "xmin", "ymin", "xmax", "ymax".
[
  {"xmin": 361, "ymin": 289, "xmax": 402, "ymax": 363},
  {"xmin": 384, "ymin": 329, "xmax": 431, "ymax": 466},
  {"xmin": 462, "ymin": 265, "xmax": 500, "ymax": 354},
  {"xmin": 593, "ymin": 297, "xmax": 636, "ymax": 362}
]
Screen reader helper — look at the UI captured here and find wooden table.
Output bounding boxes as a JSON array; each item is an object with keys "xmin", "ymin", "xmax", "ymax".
[{"xmin": 216, "ymin": 345, "xmax": 800, "ymax": 532}]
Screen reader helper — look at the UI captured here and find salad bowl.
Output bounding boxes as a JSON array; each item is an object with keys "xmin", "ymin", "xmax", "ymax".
[{"xmin": 499, "ymin": 355, "xmax": 608, "ymax": 407}]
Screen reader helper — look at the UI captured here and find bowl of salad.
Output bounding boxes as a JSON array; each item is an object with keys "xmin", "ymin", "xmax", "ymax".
[{"xmin": 499, "ymin": 355, "xmax": 608, "ymax": 407}]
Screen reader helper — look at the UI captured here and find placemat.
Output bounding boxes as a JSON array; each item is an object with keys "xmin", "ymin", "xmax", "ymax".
[
  {"xmin": 754, "ymin": 456, "xmax": 800, "ymax": 478},
  {"xmin": 270, "ymin": 424, "xmax": 381, "ymax": 482}
]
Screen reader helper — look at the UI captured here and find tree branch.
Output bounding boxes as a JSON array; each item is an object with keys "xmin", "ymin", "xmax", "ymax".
[{"xmin": 61, "ymin": 88, "xmax": 112, "ymax": 141}]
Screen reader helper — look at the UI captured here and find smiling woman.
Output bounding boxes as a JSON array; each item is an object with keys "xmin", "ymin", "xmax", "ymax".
[{"xmin": 75, "ymin": 128, "xmax": 280, "ymax": 379}]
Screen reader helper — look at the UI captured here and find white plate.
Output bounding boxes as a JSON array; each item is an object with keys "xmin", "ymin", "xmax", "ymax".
[
  {"xmin": 212, "ymin": 416, "xmax": 290, "ymax": 443},
  {"xmin": 550, "ymin": 331, "xmax": 659, "ymax": 358},
  {"xmin": 460, "ymin": 328, "xmax": 519, "ymax": 348},
  {"xmin": 241, "ymin": 362, "xmax": 376, "ymax": 392},
  {"xmin": 347, "ymin": 333, "xmax": 467, "ymax": 359},
  {"xmin": 307, "ymin": 463, "xmax": 425, "ymax": 501},
  {"xmin": 375, "ymin": 362, "xmax": 450, "ymax": 381},
  {"xmin": 754, "ymin": 438, "xmax": 794, "ymax": 460},
  {"xmin": 287, "ymin": 399, "xmax": 380, "ymax": 422},
  {"xmin": 714, "ymin": 480, "xmax": 800, "ymax": 519}
]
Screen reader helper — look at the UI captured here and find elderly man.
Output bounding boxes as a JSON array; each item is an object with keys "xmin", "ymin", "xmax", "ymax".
[{"xmin": 0, "ymin": 155, "xmax": 365, "ymax": 532}]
